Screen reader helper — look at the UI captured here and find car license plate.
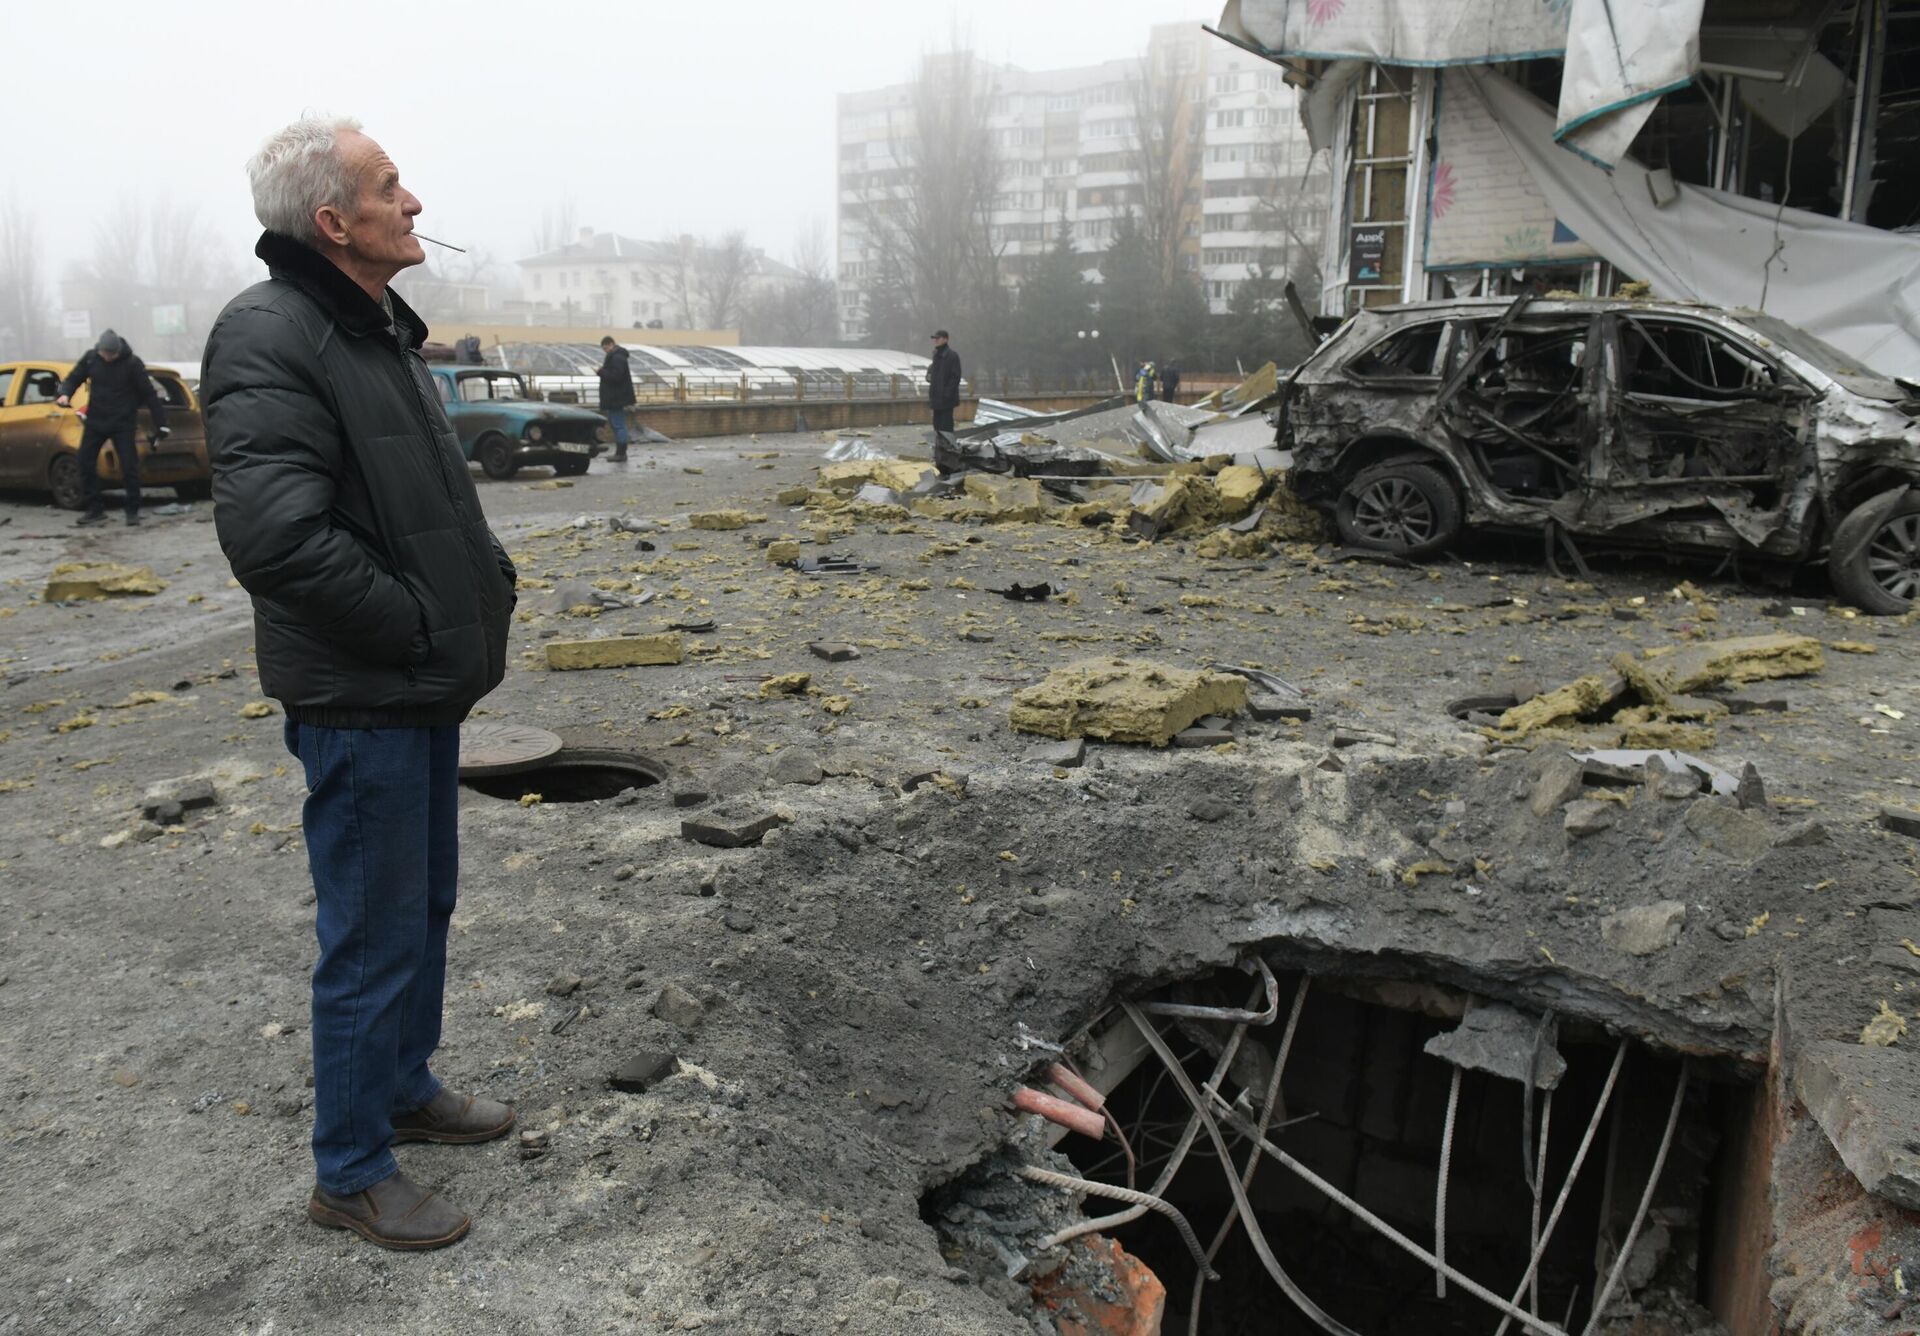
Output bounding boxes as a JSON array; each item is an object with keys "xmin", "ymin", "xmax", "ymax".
[{"xmin": 557, "ymin": 442, "xmax": 591, "ymax": 455}]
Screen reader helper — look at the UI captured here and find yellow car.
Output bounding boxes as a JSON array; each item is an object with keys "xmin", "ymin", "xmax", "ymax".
[{"xmin": 0, "ymin": 359, "xmax": 210, "ymax": 508}]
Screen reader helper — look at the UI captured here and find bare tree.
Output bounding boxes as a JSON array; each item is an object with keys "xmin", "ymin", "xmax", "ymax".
[
  {"xmin": 741, "ymin": 223, "xmax": 840, "ymax": 346},
  {"xmin": 527, "ymin": 198, "xmax": 580, "ymax": 256},
  {"xmin": 666, "ymin": 235, "xmax": 698, "ymax": 328},
  {"xmin": 148, "ymin": 198, "xmax": 219, "ymax": 294},
  {"xmin": 695, "ymin": 230, "xmax": 755, "ymax": 330},
  {"xmin": 0, "ymin": 195, "xmax": 49, "ymax": 358},
  {"xmin": 1126, "ymin": 57, "xmax": 1202, "ymax": 288},
  {"xmin": 90, "ymin": 195, "xmax": 146, "ymax": 289},
  {"xmin": 393, "ymin": 245, "xmax": 499, "ymax": 321},
  {"xmin": 858, "ymin": 49, "xmax": 1003, "ymax": 342}
]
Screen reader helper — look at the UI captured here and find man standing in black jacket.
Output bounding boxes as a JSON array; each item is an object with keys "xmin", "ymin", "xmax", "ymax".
[
  {"xmin": 202, "ymin": 116, "xmax": 519, "ymax": 1251},
  {"xmin": 56, "ymin": 330, "xmax": 169, "ymax": 526},
  {"xmin": 597, "ymin": 335, "xmax": 635, "ymax": 462},
  {"xmin": 927, "ymin": 329, "xmax": 962, "ymax": 437}
]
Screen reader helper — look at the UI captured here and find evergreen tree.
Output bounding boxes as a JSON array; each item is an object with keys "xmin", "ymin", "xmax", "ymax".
[
  {"xmin": 1220, "ymin": 261, "xmax": 1312, "ymax": 370},
  {"xmin": 1012, "ymin": 216, "xmax": 1093, "ymax": 383},
  {"xmin": 1094, "ymin": 211, "xmax": 1158, "ymax": 375}
]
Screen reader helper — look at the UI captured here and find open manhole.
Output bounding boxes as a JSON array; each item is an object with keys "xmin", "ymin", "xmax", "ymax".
[{"xmin": 459, "ymin": 724, "xmax": 664, "ymax": 803}]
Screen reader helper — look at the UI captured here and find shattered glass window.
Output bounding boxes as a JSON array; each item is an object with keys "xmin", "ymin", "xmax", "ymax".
[
  {"xmin": 1346, "ymin": 321, "xmax": 1445, "ymax": 377},
  {"xmin": 1621, "ymin": 319, "xmax": 1779, "ymax": 400},
  {"xmin": 456, "ymin": 373, "xmax": 530, "ymax": 402}
]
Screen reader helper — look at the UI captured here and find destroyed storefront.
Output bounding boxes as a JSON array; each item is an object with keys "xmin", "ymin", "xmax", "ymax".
[{"xmin": 1212, "ymin": 0, "xmax": 1920, "ymax": 378}]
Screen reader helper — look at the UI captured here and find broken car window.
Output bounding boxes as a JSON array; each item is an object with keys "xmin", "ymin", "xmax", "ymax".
[
  {"xmin": 1346, "ymin": 321, "xmax": 1445, "ymax": 378},
  {"xmin": 457, "ymin": 373, "xmax": 529, "ymax": 402},
  {"xmin": 1621, "ymin": 319, "xmax": 1780, "ymax": 400}
]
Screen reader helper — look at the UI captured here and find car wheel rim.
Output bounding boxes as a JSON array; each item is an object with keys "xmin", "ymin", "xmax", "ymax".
[
  {"xmin": 1352, "ymin": 478, "xmax": 1435, "ymax": 547},
  {"xmin": 1866, "ymin": 513, "xmax": 1920, "ymax": 602}
]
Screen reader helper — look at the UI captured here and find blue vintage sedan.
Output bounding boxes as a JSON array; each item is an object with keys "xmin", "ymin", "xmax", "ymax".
[{"xmin": 427, "ymin": 366, "xmax": 610, "ymax": 480}]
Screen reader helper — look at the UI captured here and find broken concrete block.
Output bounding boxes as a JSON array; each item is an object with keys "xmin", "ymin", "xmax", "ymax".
[
  {"xmin": 1601, "ymin": 901, "xmax": 1687, "ymax": 955},
  {"xmin": 962, "ymin": 629, "xmax": 995, "ymax": 643},
  {"xmin": 680, "ymin": 807, "xmax": 790, "ymax": 849},
  {"xmin": 1174, "ymin": 726, "xmax": 1234, "ymax": 747},
  {"xmin": 1529, "ymin": 754, "xmax": 1586, "ymax": 818},
  {"xmin": 960, "ymin": 473, "xmax": 1048, "ymax": 522},
  {"xmin": 1423, "ymin": 1005, "xmax": 1566, "ymax": 1088},
  {"xmin": 545, "ymin": 973, "xmax": 583, "ymax": 997},
  {"xmin": 1331, "ymin": 726, "xmax": 1395, "ymax": 748},
  {"xmin": 1794, "ymin": 1040, "xmax": 1920, "ymax": 1211},
  {"xmin": 671, "ymin": 784, "xmax": 709, "ymax": 809},
  {"xmin": 768, "ymin": 751, "xmax": 824, "ymax": 786},
  {"xmin": 776, "ymin": 486, "xmax": 811, "ymax": 506},
  {"xmin": 545, "ymin": 633, "xmax": 684, "ymax": 670},
  {"xmin": 1009, "ymin": 658, "xmax": 1248, "ymax": 748},
  {"xmin": 688, "ymin": 510, "xmax": 762, "ymax": 530},
  {"xmin": 1683, "ymin": 798, "xmax": 1773, "ymax": 863},
  {"xmin": 1638, "ymin": 633, "xmax": 1824, "ymax": 694},
  {"xmin": 1210, "ymin": 465, "xmax": 1266, "ymax": 520},
  {"xmin": 44, "ymin": 562, "xmax": 166, "ymax": 601},
  {"xmin": 1879, "ymin": 807, "xmax": 1920, "ymax": 840},
  {"xmin": 1643, "ymin": 754, "xmax": 1703, "ymax": 800},
  {"xmin": 142, "ymin": 777, "xmax": 217, "ymax": 821},
  {"xmin": 807, "ymin": 641, "xmax": 859, "ymax": 662},
  {"xmin": 766, "ymin": 540, "xmax": 801, "ymax": 565},
  {"xmin": 1187, "ymin": 798, "xmax": 1233, "ymax": 823},
  {"xmin": 1580, "ymin": 757, "xmax": 1642, "ymax": 787},
  {"xmin": 145, "ymin": 801, "xmax": 185, "ymax": 827},
  {"xmin": 1734, "ymin": 761, "xmax": 1766, "ymax": 812},
  {"xmin": 1774, "ymin": 820, "xmax": 1830, "ymax": 848},
  {"xmin": 609, "ymin": 1049, "xmax": 677, "ymax": 1094},
  {"xmin": 650, "ymin": 983, "xmax": 705, "ymax": 1029},
  {"xmin": 1563, "ymin": 798, "xmax": 1617, "ymax": 838},
  {"xmin": 1247, "ymin": 694, "xmax": 1311, "ymax": 722},
  {"xmin": 1027, "ymin": 738, "xmax": 1085, "ymax": 769}
]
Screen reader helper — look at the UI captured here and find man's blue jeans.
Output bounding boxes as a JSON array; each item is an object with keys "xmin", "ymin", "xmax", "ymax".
[
  {"xmin": 607, "ymin": 405, "xmax": 630, "ymax": 451},
  {"xmin": 285, "ymin": 722, "xmax": 459, "ymax": 1195}
]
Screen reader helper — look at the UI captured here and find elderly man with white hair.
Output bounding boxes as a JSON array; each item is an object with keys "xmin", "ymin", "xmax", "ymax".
[{"xmin": 201, "ymin": 117, "xmax": 518, "ymax": 1250}]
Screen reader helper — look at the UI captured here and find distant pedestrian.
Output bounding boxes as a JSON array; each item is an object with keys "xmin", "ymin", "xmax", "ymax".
[
  {"xmin": 55, "ymin": 330, "xmax": 169, "ymax": 527},
  {"xmin": 202, "ymin": 115, "xmax": 519, "ymax": 1252},
  {"xmin": 598, "ymin": 336, "xmax": 635, "ymax": 462},
  {"xmin": 1135, "ymin": 359, "xmax": 1157, "ymax": 404},
  {"xmin": 1160, "ymin": 363, "xmax": 1181, "ymax": 402},
  {"xmin": 927, "ymin": 329, "xmax": 962, "ymax": 436}
]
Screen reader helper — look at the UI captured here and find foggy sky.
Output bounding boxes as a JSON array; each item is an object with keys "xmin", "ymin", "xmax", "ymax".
[{"xmin": 7, "ymin": 0, "xmax": 1223, "ymax": 294}]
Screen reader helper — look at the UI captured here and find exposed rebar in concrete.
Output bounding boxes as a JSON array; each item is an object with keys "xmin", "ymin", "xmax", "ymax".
[
  {"xmin": 1017, "ymin": 1164, "xmax": 1215, "ymax": 1276},
  {"xmin": 1436, "ymin": 1065, "xmax": 1462, "ymax": 1299},
  {"xmin": 1580, "ymin": 1060, "xmax": 1690, "ymax": 1336}
]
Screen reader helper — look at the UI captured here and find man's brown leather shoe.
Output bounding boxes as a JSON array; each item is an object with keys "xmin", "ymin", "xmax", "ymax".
[
  {"xmin": 308, "ymin": 1171, "xmax": 470, "ymax": 1250},
  {"xmin": 390, "ymin": 1088, "xmax": 515, "ymax": 1145}
]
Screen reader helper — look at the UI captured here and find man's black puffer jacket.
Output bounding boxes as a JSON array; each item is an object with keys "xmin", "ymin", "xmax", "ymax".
[{"xmin": 202, "ymin": 231, "xmax": 516, "ymax": 728}]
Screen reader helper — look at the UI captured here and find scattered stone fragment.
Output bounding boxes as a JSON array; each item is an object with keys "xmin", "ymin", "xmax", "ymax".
[
  {"xmin": 1683, "ymin": 798, "xmax": 1774, "ymax": 863},
  {"xmin": 142, "ymin": 778, "xmax": 217, "ymax": 821},
  {"xmin": 1529, "ymin": 754, "xmax": 1586, "ymax": 817},
  {"xmin": 1734, "ymin": 762, "xmax": 1766, "ymax": 811},
  {"xmin": 1174, "ymin": 725, "xmax": 1234, "ymax": 747},
  {"xmin": 1248, "ymin": 694, "xmax": 1312, "ymax": 722},
  {"xmin": 775, "ymin": 486, "xmax": 811, "ymax": 506},
  {"xmin": 623, "ymin": 971, "xmax": 649, "ymax": 990},
  {"xmin": 1795, "ymin": 1041, "xmax": 1920, "ymax": 1208},
  {"xmin": 672, "ymin": 784, "xmax": 709, "ymax": 809},
  {"xmin": 145, "ymin": 800, "xmax": 185, "ymax": 827},
  {"xmin": 1643, "ymin": 754, "xmax": 1702, "ymax": 800},
  {"xmin": 651, "ymin": 982, "xmax": 705, "ymax": 1028},
  {"xmin": 688, "ymin": 510, "xmax": 763, "ymax": 530},
  {"xmin": 1423, "ymin": 1005, "xmax": 1566, "ymax": 1087},
  {"xmin": 1601, "ymin": 901, "xmax": 1687, "ymax": 955},
  {"xmin": 807, "ymin": 641, "xmax": 859, "ymax": 663},
  {"xmin": 517, "ymin": 1128, "xmax": 550, "ymax": 1161},
  {"xmin": 1027, "ymin": 738, "xmax": 1085, "ymax": 769},
  {"xmin": 44, "ymin": 562, "xmax": 167, "ymax": 601},
  {"xmin": 1774, "ymin": 820, "xmax": 1830, "ymax": 848},
  {"xmin": 680, "ymin": 807, "xmax": 790, "ymax": 848},
  {"xmin": 768, "ymin": 751, "xmax": 824, "ymax": 786},
  {"xmin": 1580, "ymin": 757, "xmax": 1641, "ymax": 786},
  {"xmin": 1563, "ymin": 798, "xmax": 1617, "ymax": 838},
  {"xmin": 1879, "ymin": 808, "xmax": 1920, "ymax": 840},
  {"xmin": 1188, "ymin": 799, "xmax": 1233, "ymax": 823},
  {"xmin": 1331, "ymin": 725, "xmax": 1395, "ymax": 748},
  {"xmin": 546, "ymin": 633, "xmax": 684, "ymax": 670},
  {"xmin": 240, "ymin": 702, "xmax": 276, "ymax": 719},
  {"xmin": 545, "ymin": 973, "xmax": 583, "ymax": 997},
  {"xmin": 962, "ymin": 629, "xmax": 995, "ymax": 643},
  {"xmin": 1010, "ymin": 658, "xmax": 1247, "ymax": 747},
  {"xmin": 758, "ymin": 672, "xmax": 811, "ymax": 699},
  {"xmin": 613, "ymin": 864, "xmax": 636, "ymax": 882},
  {"xmin": 723, "ymin": 907, "xmax": 756, "ymax": 933},
  {"xmin": 610, "ymin": 1049, "xmax": 677, "ymax": 1094},
  {"xmin": 765, "ymin": 540, "xmax": 801, "ymax": 565}
]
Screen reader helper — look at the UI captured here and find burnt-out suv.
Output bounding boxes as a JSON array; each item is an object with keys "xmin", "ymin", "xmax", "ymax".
[{"xmin": 1279, "ymin": 295, "xmax": 1920, "ymax": 611}]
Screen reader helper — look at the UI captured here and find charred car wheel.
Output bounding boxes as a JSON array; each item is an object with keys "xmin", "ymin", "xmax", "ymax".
[
  {"xmin": 48, "ymin": 454, "xmax": 85, "ymax": 510},
  {"xmin": 478, "ymin": 433, "xmax": 518, "ymax": 481},
  {"xmin": 553, "ymin": 455, "xmax": 591, "ymax": 477},
  {"xmin": 1336, "ymin": 461, "xmax": 1462, "ymax": 558},
  {"xmin": 1831, "ymin": 493, "xmax": 1920, "ymax": 614}
]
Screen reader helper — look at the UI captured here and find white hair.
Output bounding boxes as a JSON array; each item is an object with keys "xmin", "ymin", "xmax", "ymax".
[{"xmin": 246, "ymin": 115, "xmax": 363, "ymax": 245}]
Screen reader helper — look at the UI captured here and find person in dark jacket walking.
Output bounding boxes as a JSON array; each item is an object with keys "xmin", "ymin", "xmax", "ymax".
[
  {"xmin": 202, "ymin": 115, "xmax": 519, "ymax": 1252},
  {"xmin": 56, "ymin": 329, "xmax": 169, "ymax": 526},
  {"xmin": 597, "ymin": 336, "xmax": 635, "ymax": 462},
  {"xmin": 927, "ymin": 329, "xmax": 962, "ymax": 436}
]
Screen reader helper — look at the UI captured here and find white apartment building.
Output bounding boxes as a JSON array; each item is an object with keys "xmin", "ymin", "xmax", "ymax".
[
  {"xmin": 834, "ymin": 24, "xmax": 1331, "ymax": 341},
  {"xmin": 515, "ymin": 229, "xmax": 803, "ymax": 330}
]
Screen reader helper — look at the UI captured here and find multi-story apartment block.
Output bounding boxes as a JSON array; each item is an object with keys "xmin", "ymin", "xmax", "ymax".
[
  {"xmin": 834, "ymin": 24, "xmax": 1331, "ymax": 342},
  {"xmin": 515, "ymin": 229, "xmax": 802, "ymax": 330}
]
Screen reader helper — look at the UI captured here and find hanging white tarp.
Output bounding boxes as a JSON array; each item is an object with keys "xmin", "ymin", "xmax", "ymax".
[
  {"xmin": 1221, "ymin": 0, "xmax": 1702, "ymax": 167},
  {"xmin": 1465, "ymin": 68, "xmax": 1920, "ymax": 377}
]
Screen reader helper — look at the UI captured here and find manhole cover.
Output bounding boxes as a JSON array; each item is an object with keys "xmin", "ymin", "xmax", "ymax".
[{"xmin": 458, "ymin": 722, "xmax": 563, "ymax": 779}]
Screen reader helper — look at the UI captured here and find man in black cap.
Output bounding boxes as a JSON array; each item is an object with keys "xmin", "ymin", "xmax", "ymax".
[
  {"xmin": 927, "ymin": 329, "xmax": 961, "ymax": 437},
  {"xmin": 597, "ymin": 336, "xmax": 635, "ymax": 462},
  {"xmin": 56, "ymin": 330, "xmax": 170, "ymax": 526}
]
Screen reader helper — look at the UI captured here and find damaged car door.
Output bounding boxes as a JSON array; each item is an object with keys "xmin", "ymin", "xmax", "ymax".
[{"xmin": 1574, "ymin": 314, "xmax": 1809, "ymax": 552}]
